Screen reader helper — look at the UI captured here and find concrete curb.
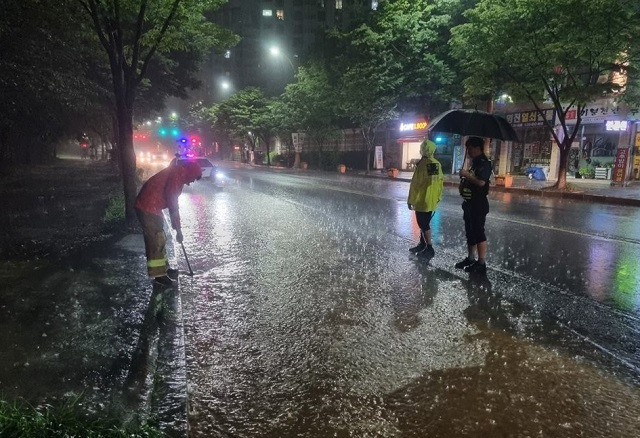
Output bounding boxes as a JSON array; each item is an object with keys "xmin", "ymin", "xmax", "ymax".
[{"xmin": 353, "ymin": 172, "xmax": 640, "ymax": 207}]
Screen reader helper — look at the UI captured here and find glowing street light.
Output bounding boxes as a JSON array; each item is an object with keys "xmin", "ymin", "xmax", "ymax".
[
  {"xmin": 269, "ymin": 45, "xmax": 295, "ymax": 70},
  {"xmin": 221, "ymin": 81, "xmax": 230, "ymax": 90},
  {"xmin": 170, "ymin": 111, "xmax": 178, "ymax": 120}
]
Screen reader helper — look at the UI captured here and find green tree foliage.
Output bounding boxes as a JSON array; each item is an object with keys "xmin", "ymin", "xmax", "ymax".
[
  {"xmin": 78, "ymin": 0, "xmax": 238, "ymax": 226},
  {"xmin": 280, "ymin": 64, "xmax": 340, "ymax": 168},
  {"xmin": 208, "ymin": 87, "xmax": 273, "ymax": 164},
  {"xmin": 451, "ymin": 0, "xmax": 640, "ymax": 188},
  {"xmin": 333, "ymin": 0, "xmax": 460, "ymax": 171},
  {"xmin": 268, "ymin": 98, "xmax": 298, "ymax": 167},
  {"xmin": 0, "ymin": 0, "xmax": 112, "ymax": 166}
]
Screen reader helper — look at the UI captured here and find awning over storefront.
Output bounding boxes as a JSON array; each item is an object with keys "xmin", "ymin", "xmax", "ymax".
[{"xmin": 396, "ymin": 136, "xmax": 425, "ymax": 143}]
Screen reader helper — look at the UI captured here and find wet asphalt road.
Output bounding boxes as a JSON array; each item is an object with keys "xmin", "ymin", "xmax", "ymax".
[{"xmin": 175, "ymin": 167, "xmax": 640, "ymax": 437}]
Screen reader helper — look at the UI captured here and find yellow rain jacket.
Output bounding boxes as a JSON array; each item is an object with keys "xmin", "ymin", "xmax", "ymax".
[{"xmin": 407, "ymin": 140, "xmax": 444, "ymax": 212}]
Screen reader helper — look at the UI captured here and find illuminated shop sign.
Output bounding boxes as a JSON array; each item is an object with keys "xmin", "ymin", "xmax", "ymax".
[
  {"xmin": 505, "ymin": 108, "xmax": 555, "ymax": 127},
  {"xmin": 605, "ymin": 120, "xmax": 629, "ymax": 131},
  {"xmin": 399, "ymin": 121, "xmax": 427, "ymax": 131}
]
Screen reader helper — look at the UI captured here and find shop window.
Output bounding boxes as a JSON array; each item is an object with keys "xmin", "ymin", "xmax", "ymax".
[
  {"xmin": 276, "ymin": 9, "xmax": 284, "ymax": 20},
  {"xmin": 335, "ymin": 0, "xmax": 343, "ymax": 9}
]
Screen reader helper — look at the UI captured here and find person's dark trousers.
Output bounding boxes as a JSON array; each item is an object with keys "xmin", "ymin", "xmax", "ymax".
[
  {"xmin": 135, "ymin": 208, "xmax": 169, "ymax": 278},
  {"xmin": 462, "ymin": 199, "xmax": 489, "ymax": 246},
  {"xmin": 415, "ymin": 211, "xmax": 434, "ymax": 245}
]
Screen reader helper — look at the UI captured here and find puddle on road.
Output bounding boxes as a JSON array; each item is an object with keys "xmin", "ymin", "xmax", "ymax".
[{"xmin": 177, "ymin": 185, "xmax": 640, "ymax": 438}]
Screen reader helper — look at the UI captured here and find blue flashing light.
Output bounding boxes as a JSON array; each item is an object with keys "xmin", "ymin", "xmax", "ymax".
[
  {"xmin": 171, "ymin": 128, "xmax": 180, "ymax": 137},
  {"xmin": 435, "ymin": 136, "xmax": 444, "ymax": 143},
  {"xmin": 158, "ymin": 128, "xmax": 167, "ymax": 137}
]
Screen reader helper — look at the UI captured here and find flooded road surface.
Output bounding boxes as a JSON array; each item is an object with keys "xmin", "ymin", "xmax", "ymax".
[{"xmin": 175, "ymin": 167, "xmax": 640, "ymax": 437}]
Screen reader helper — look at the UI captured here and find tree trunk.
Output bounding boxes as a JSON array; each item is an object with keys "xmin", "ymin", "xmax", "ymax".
[
  {"xmin": 293, "ymin": 151, "xmax": 301, "ymax": 168},
  {"xmin": 115, "ymin": 99, "xmax": 138, "ymax": 228},
  {"xmin": 555, "ymin": 141, "xmax": 571, "ymax": 189},
  {"xmin": 265, "ymin": 137, "xmax": 271, "ymax": 166},
  {"xmin": 366, "ymin": 147, "xmax": 371, "ymax": 173}
]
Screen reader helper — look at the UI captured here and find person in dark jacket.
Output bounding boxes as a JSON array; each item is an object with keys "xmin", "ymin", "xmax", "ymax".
[
  {"xmin": 455, "ymin": 137, "xmax": 492, "ymax": 275},
  {"xmin": 135, "ymin": 161, "xmax": 202, "ymax": 286}
]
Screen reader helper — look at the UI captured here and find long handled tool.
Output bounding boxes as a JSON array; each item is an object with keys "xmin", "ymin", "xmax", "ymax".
[{"xmin": 180, "ymin": 242, "xmax": 194, "ymax": 276}]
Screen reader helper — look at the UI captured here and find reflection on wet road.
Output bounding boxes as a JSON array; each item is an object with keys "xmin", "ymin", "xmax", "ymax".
[{"xmin": 176, "ymin": 167, "xmax": 640, "ymax": 437}]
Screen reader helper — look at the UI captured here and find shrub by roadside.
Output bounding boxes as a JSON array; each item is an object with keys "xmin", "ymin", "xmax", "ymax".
[
  {"xmin": 0, "ymin": 159, "xmax": 124, "ymax": 261},
  {"xmin": 0, "ymin": 399, "xmax": 163, "ymax": 438}
]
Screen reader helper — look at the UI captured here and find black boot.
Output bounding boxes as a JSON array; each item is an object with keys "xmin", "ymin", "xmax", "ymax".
[{"xmin": 417, "ymin": 245, "xmax": 435, "ymax": 259}]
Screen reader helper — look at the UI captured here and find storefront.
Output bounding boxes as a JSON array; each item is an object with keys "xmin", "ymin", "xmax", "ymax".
[
  {"xmin": 564, "ymin": 99, "xmax": 639, "ymax": 180},
  {"xmin": 395, "ymin": 118, "xmax": 428, "ymax": 170},
  {"xmin": 503, "ymin": 108, "xmax": 555, "ymax": 177},
  {"xmin": 393, "ymin": 117, "xmax": 456, "ymax": 173}
]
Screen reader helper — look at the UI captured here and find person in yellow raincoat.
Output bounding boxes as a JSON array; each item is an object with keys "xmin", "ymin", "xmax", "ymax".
[{"xmin": 407, "ymin": 138, "xmax": 444, "ymax": 259}]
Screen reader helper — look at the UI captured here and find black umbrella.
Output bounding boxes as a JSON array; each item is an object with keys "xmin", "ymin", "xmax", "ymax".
[{"xmin": 428, "ymin": 109, "xmax": 519, "ymax": 142}]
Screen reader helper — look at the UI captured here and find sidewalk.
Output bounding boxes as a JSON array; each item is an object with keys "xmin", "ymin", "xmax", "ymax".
[
  {"xmin": 0, "ymin": 160, "xmax": 187, "ymax": 437},
  {"xmin": 358, "ymin": 168, "xmax": 640, "ymax": 207}
]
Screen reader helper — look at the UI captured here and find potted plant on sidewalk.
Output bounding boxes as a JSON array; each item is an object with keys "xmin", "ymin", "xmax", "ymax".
[{"xmin": 578, "ymin": 165, "xmax": 595, "ymax": 179}]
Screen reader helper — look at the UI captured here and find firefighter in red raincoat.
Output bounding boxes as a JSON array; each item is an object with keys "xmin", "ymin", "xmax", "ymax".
[{"xmin": 135, "ymin": 160, "xmax": 202, "ymax": 286}]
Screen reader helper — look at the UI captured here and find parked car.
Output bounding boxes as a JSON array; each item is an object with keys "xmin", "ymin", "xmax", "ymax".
[{"xmin": 176, "ymin": 157, "xmax": 226, "ymax": 188}]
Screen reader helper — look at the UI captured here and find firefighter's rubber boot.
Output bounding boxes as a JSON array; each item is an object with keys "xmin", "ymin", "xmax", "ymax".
[{"xmin": 154, "ymin": 275, "xmax": 175, "ymax": 287}]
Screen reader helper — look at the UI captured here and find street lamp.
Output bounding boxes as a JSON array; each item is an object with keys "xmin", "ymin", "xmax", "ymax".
[
  {"xmin": 269, "ymin": 45, "xmax": 295, "ymax": 70},
  {"xmin": 221, "ymin": 80, "xmax": 230, "ymax": 90},
  {"xmin": 170, "ymin": 111, "xmax": 178, "ymax": 120}
]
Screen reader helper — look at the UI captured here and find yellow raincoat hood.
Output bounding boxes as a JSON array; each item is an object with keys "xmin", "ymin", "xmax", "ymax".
[{"xmin": 420, "ymin": 139, "xmax": 437, "ymax": 158}]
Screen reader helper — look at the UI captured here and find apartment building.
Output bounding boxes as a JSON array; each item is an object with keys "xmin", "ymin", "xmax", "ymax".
[{"xmin": 196, "ymin": 0, "xmax": 377, "ymax": 102}]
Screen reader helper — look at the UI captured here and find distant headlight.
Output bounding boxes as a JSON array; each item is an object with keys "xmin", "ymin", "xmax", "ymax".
[{"xmin": 215, "ymin": 171, "xmax": 224, "ymax": 179}]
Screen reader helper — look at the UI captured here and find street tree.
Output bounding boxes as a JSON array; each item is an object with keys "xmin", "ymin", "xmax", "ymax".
[
  {"xmin": 335, "ymin": 0, "xmax": 460, "ymax": 171},
  {"xmin": 281, "ymin": 64, "xmax": 339, "ymax": 169},
  {"xmin": 0, "ymin": 0, "xmax": 112, "ymax": 165},
  {"xmin": 211, "ymin": 88, "xmax": 272, "ymax": 164},
  {"xmin": 77, "ymin": 0, "xmax": 238, "ymax": 226},
  {"xmin": 450, "ymin": 0, "xmax": 640, "ymax": 189},
  {"xmin": 269, "ymin": 98, "xmax": 298, "ymax": 168}
]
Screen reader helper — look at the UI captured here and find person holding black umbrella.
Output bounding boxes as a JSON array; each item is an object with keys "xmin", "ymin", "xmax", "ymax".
[{"xmin": 455, "ymin": 136, "xmax": 492, "ymax": 275}]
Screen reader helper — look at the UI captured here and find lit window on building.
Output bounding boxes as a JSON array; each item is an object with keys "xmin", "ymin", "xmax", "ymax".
[
  {"xmin": 335, "ymin": 0, "xmax": 342, "ymax": 9},
  {"xmin": 276, "ymin": 9, "xmax": 284, "ymax": 20},
  {"xmin": 224, "ymin": 50, "xmax": 231, "ymax": 59},
  {"xmin": 262, "ymin": 9, "xmax": 273, "ymax": 17},
  {"xmin": 371, "ymin": 1, "xmax": 378, "ymax": 10}
]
